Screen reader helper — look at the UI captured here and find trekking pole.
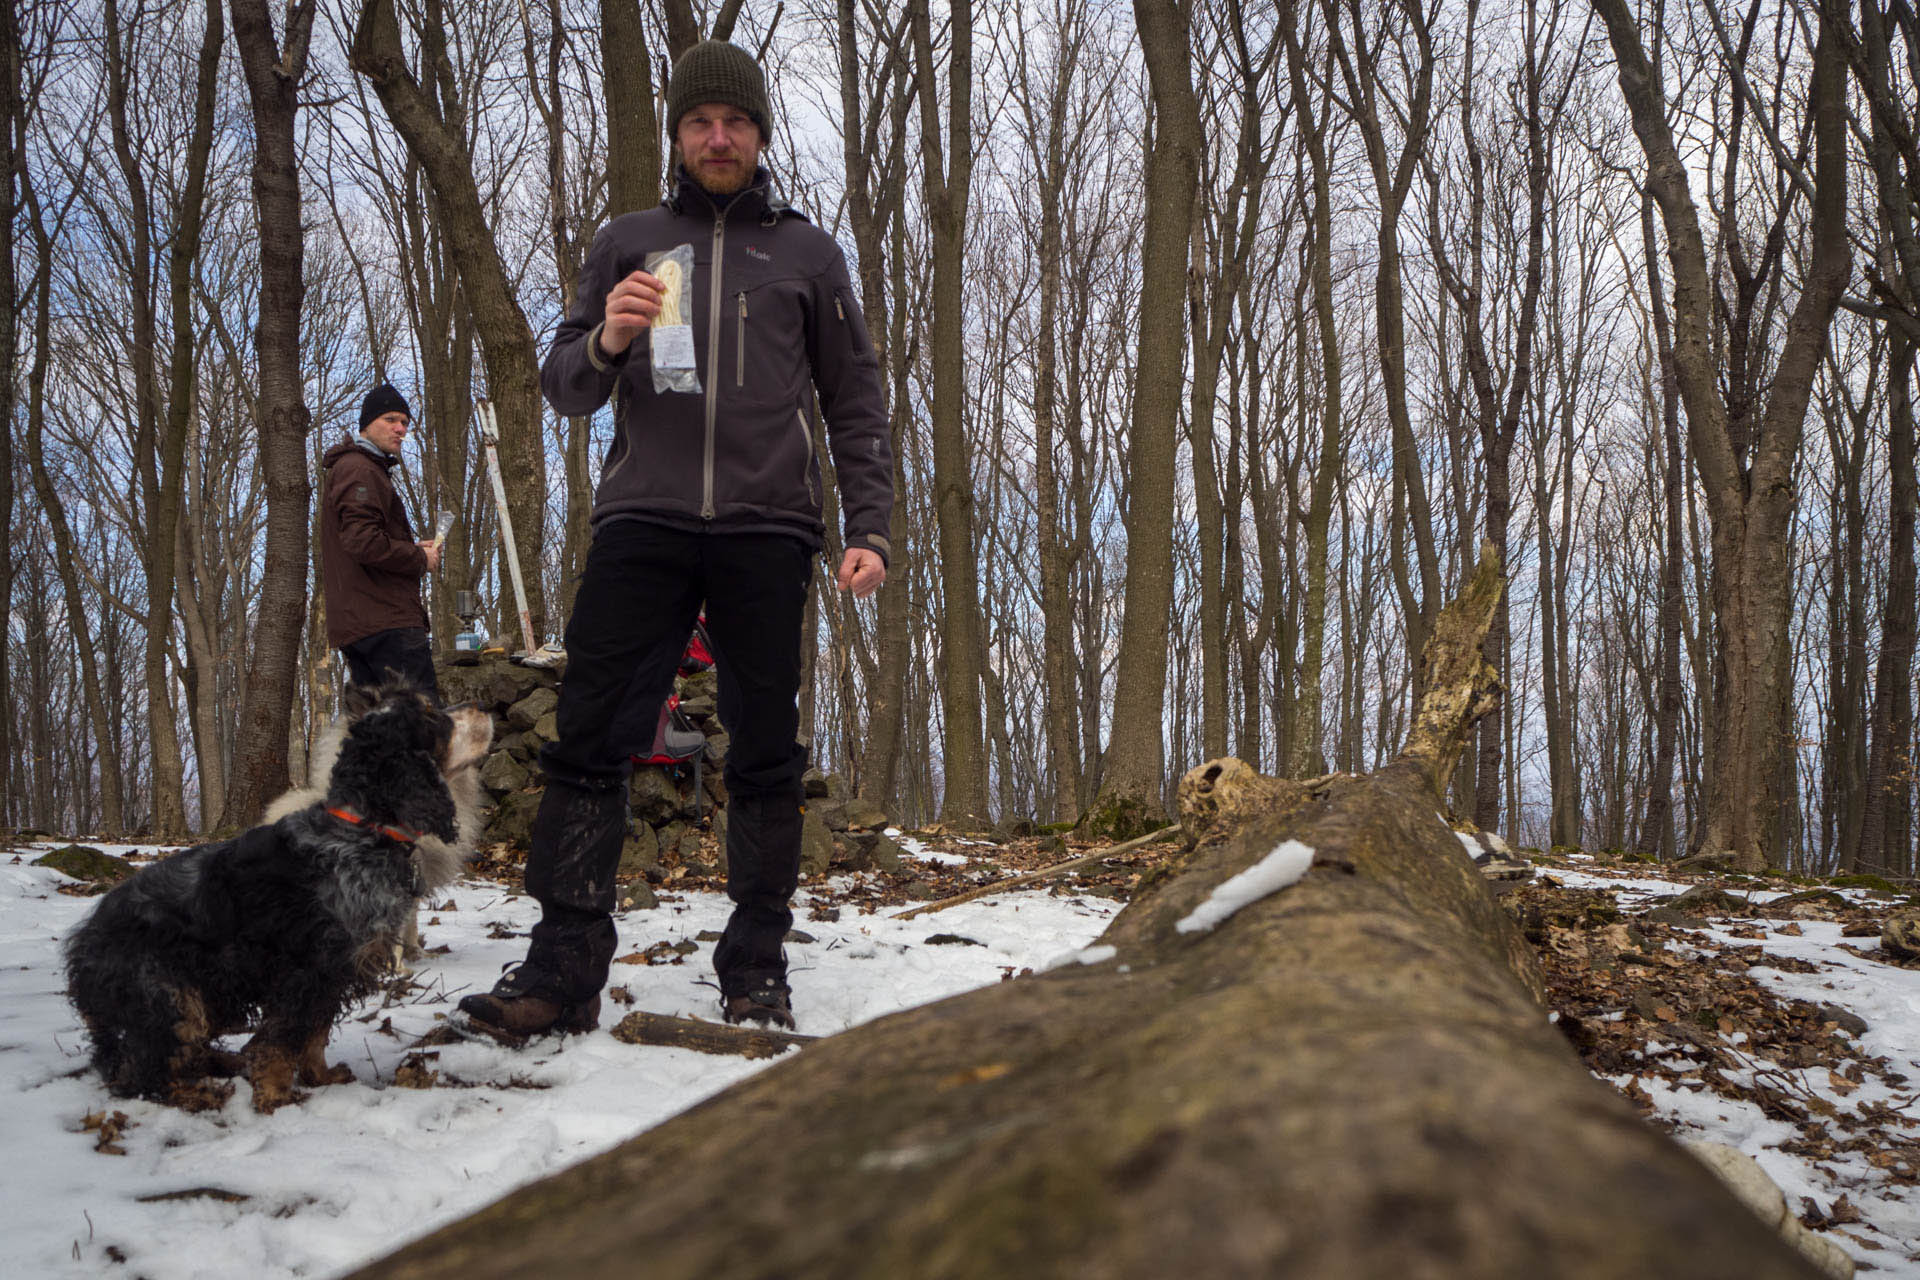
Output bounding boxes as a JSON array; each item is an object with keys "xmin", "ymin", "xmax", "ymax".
[{"xmin": 475, "ymin": 399, "xmax": 539, "ymax": 657}]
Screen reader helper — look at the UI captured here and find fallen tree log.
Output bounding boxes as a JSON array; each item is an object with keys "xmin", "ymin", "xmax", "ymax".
[{"xmin": 355, "ymin": 546, "xmax": 1821, "ymax": 1279}]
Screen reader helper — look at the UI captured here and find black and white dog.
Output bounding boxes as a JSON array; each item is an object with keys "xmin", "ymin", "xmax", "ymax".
[{"xmin": 65, "ymin": 682, "xmax": 491, "ymax": 1111}]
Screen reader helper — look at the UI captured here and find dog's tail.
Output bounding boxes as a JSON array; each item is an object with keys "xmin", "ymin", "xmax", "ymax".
[{"xmin": 264, "ymin": 717, "xmax": 348, "ymax": 824}]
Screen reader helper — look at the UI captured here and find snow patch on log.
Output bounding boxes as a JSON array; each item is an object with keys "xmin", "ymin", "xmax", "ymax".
[
  {"xmin": 1042, "ymin": 943, "xmax": 1118, "ymax": 970},
  {"xmin": 1175, "ymin": 839, "xmax": 1315, "ymax": 934}
]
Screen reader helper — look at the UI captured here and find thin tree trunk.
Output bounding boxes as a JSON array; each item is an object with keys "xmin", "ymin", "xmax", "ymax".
[
  {"xmin": 19, "ymin": 170, "xmax": 124, "ymax": 834},
  {"xmin": 840, "ymin": 0, "xmax": 915, "ymax": 816},
  {"xmin": 1323, "ymin": 0, "xmax": 1442, "ymax": 698},
  {"xmin": 600, "ymin": 0, "xmax": 660, "ymax": 218},
  {"xmin": 352, "ymin": 0, "xmax": 549, "ymax": 642},
  {"xmin": 0, "ymin": 0, "xmax": 18, "ymax": 833},
  {"xmin": 1859, "ymin": 337, "xmax": 1917, "ymax": 871},
  {"xmin": 105, "ymin": 0, "xmax": 220, "ymax": 838},
  {"xmin": 1089, "ymin": 0, "xmax": 1202, "ymax": 838},
  {"xmin": 910, "ymin": 0, "xmax": 991, "ymax": 830},
  {"xmin": 220, "ymin": 0, "xmax": 316, "ymax": 829},
  {"xmin": 1635, "ymin": 193, "xmax": 1687, "ymax": 860},
  {"xmin": 1596, "ymin": 0, "xmax": 1851, "ymax": 870},
  {"xmin": 1285, "ymin": 29, "xmax": 1339, "ymax": 780}
]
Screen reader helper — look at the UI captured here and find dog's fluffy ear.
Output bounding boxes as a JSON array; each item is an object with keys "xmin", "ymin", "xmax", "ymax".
[{"xmin": 342, "ymin": 682, "xmax": 383, "ymax": 720}]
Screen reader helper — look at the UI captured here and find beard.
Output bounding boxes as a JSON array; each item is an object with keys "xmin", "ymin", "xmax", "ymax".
[{"xmin": 688, "ymin": 152, "xmax": 754, "ymax": 195}]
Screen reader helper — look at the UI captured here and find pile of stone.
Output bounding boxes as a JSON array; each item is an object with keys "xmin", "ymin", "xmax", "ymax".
[{"xmin": 435, "ymin": 651, "xmax": 906, "ymax": 884}]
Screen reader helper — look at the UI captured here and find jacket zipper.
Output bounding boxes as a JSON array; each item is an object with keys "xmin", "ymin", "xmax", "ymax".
[
  {"xmin": 703, "ymin": 214, "xmax": 726, "ymax": 519},
  {"xmin": 737, "ymin": 293, "xmax": 747, "ymax": 387},
  {"xmin": 795, "ymin": 408, "xmax": 818, "ymax": 507}
]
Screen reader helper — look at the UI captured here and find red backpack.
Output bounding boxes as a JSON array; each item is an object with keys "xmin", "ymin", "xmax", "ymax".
[{"xmin": 625, "ymin": 618, "xmax": 714, "ymax": 814}]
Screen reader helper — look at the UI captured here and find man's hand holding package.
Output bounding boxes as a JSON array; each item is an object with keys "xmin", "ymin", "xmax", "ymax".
[{"xmin": 598, "ymin": 271, "xmax": 666, "ymax": 357}]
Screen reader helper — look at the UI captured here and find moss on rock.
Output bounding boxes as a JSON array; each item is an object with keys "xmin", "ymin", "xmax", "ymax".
[{"xmin": 34, "ymin": 845, "xmax": 135, "ymax": 884}]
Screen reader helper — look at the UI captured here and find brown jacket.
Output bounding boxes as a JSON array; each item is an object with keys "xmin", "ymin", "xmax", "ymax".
[
  {"xmin": 541, "ymin": 166, "xmax": 893, "ymax": 564},
  {"xmin": 320, "ymin": 437, "xmax": 429, "ymax": 648}
]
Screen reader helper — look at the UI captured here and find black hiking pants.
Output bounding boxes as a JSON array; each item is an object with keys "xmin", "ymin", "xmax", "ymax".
[
  {"xmin": 522, "ymin": 521, "xmax": 811, "ymax": 1004},
  {"xmin": 341, "ymin": 626, "xmax": 440, "ymax": 701}
]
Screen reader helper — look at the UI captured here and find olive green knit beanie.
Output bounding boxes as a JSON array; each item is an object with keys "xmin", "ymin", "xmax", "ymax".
[{"xmin": 666, "ymin": 40, "xmax": 773, "ymax": 142}]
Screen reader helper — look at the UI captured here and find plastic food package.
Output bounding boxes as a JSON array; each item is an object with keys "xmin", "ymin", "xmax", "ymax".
[{"xmin": 646, "ymin": 244, "xmax": 700, "ymax": 395}]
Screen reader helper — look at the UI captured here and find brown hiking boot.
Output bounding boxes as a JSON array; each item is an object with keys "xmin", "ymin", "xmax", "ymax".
[
  {"xmin": 721, "ymin": 975, "xmax": 795, "ymax": 1030},
  {"xmin": 454, "ymin": 966, "xmax": 600, "ymax": 1047}
]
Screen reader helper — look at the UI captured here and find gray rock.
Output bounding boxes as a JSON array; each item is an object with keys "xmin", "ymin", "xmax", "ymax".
[
  {"xmin": 696, "ymin": 930, "xmax": 725, "ymax": 942},
  {"xmin": 620, "ymin": 881, "xmax": 658, "ymax": 911},
  {"xmin": 800, "ymin": 807, "xmax": 833, "ymax": 878},
  {"xmin": 618, "ymin": 823, "xmax": 658, "ymax": 876},
  {"xmin": 809, "ymin": 798, "xmax": 849, "ymax": 832},
  {"xmin": 802, "ymin": 768, "xmax": 831, "ymax": 798},
  {"xmin": 843, "ymin": 796, "xmax": 890, "ymax": 832},
  {"xmin": 925, "ymin": 934, "xmax": 984, "ymax": 947},
  {"xmin": 824, "ymin": 773, "xmax": 850, "ymax": 803},
  {"xmin": 995, "ymin": 816, "xmax": 1037, "ymax": 839},
  {"xmin": 532, "ymin": 711, "xmax": 559, "ymax": 743},
  {"xmin": 1813, "ymin": 1003, "xmax": 1869, "ymax": 1036},
  {"xmin": 438, "ymin": 655, "xmax": 556, "ymax": 711},
  {"xmin": 495, "ymin": 731, "xmax": 537, "ymax": 764},
  {"xmin": 506, "ymin": 686, "xmax": 559, "ymax": 732},
  {"xmin": 867, "ymin": 832, "xmax": 906, "ymax": 872},
  {"xmin": 678, "ymin": 669, "xmax": 718, "ymax": 703},
  {"xmin": 483, "ymin": 790, "xmax": 544, "ymax": 850},
  {"xmin": 479, "ymin": 751, "xmax": 530, "ymax": 796},
  {"xmin": 679, "ymin": 694, "xmax": 716, "ymax": 721},
  {"xmin": 630, "ymin": 767, "xmax": 682, "ymax": 827},
  {"xmin": 1665, "ymin": 884, "xmax": 1749, "ymax": 917},
  {"xmin": 785, "ymin": 929, "xmax": 816, "ymax": 944},
  {"xmin": 1882, "ymin": 910, "xmax": 1920, "ymax": 962}
]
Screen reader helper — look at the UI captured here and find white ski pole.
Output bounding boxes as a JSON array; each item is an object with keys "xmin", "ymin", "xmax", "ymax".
[{"xmin": 475, "ymin": 399, "xmax": 539, "ymax": 656}]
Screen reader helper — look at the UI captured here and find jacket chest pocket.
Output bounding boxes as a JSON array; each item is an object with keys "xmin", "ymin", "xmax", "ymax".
[{"xmin": 729, "ymin": 275, "xmax": 808, "ymax": 399}]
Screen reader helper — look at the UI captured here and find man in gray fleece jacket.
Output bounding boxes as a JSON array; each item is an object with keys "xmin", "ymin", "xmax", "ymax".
[{"xmin": 457, "ymin": 39, "xmax": 893, "ymax": 1041}]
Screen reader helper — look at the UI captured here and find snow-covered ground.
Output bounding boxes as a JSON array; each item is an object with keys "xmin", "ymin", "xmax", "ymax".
[
  {"xmin": 6, "ymin": 842, "xmax": 1917, "ymax": 1278},
  {"xmin": 0, "ymin": 840, "xmax": 1117, "ymax": 1279},
  {"xmin": 1556, "ymin": 863, "xmax": 1920, "ymax": 1273}
]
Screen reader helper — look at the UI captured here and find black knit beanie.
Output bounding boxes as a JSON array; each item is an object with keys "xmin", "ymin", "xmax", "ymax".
[
  {"xmin": 359, "ymin": 384, "xmax": 411, "ymax": 430},
  {"xmin": 666, "ymin": 40, "xmax": 772, "ymax": 142}
]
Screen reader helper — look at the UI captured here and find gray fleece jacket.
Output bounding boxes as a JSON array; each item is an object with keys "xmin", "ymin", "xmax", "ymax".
[{"xmin": 541, "ymin": 167, "xmax": 894, "ymax": 565}]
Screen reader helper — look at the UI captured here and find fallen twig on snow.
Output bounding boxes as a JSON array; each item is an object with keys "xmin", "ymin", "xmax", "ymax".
[{"xmin": 890, "ymin": 824, "xmax": 1186, "ymax": 921}]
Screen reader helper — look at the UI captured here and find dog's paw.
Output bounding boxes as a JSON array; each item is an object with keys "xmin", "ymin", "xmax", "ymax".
[
  {"xmin": 299, "ymin": 1061, "xmax": 355, "ymax": 1088},
  {"xmin": 164, "ymin": 1080, "xmax": 235, "ymax": 1113}
]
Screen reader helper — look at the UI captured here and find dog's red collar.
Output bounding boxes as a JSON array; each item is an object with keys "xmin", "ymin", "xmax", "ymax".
[{"xmin": 326, "ymin": 806, "xmax": 420, "ymax": 845}]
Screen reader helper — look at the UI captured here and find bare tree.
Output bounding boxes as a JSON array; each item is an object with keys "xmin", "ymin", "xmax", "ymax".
[
  {"xmin": 601, "ymin": 0, "xmax": 661, "ymax": 217},
  {"xmin": 910, "ymin": 0, "xmax": 992, "ymax": 829},
  {"xmin": 1089, "ymin": 0, "xmax": 1202, "ymax": 837},
  {"xmin": 1595, "ymin": 0, "xmax": 1851, "ymax": 870},
  {"xmin": 351, "ymin": 0, "xmax": 550, "ymax": 642},
  {"xmin": 217, "ymin": 0, "xmax": 317, "ymax": 829},
  {"xmin": 1322, "ymin": 0, "xmax": 1444, "ymax": 696}
]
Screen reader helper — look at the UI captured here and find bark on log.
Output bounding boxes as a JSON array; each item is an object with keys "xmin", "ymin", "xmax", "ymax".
[
  {"xmin": 353, "ymin": 545, "xmax": 1819, "ymax": 1279},
  {"xmin": 607, "ymin": 1011, "xmax": 815, "ymax": 1059}
]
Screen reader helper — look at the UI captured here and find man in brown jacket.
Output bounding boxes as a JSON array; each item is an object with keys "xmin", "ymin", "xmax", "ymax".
[
  {"xmin": 456, "ymin": 39, "xmax": 892, "ymax": 1043},
  {"xmin": 320, "ymin": 384, "xmax": 441, "ymax": 698}
]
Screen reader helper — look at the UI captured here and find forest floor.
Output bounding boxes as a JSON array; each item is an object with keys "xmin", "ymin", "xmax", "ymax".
[{"xmin": 1, "ymin": 828, "xmax": 1916, "ymax": 1277}]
